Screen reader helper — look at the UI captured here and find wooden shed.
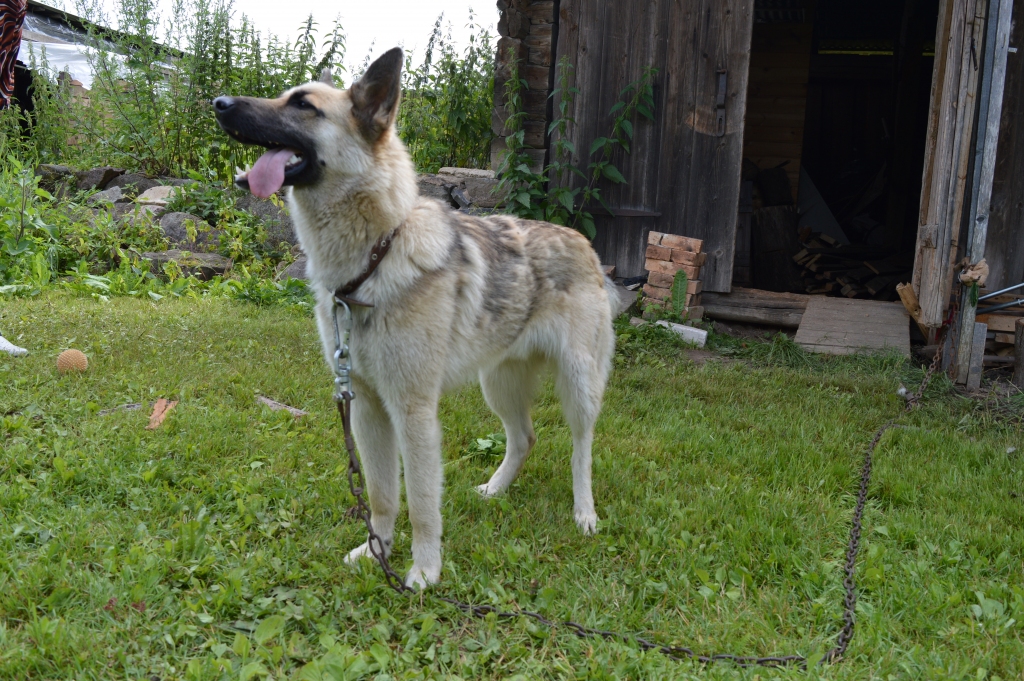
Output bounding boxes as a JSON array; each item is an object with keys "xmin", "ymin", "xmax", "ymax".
[{"xmin": 493, "ymin": 0, "xmax": 1023, "ymax": 381}]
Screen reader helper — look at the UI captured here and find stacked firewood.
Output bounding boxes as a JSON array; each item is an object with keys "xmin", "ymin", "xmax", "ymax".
[
  {"xmin": 792, "ymin": 233, "xmax": 911, "ymax": 300},
  {"xmin": 641, "ymin": 231, "xmax": 705, "ymax": 318}
]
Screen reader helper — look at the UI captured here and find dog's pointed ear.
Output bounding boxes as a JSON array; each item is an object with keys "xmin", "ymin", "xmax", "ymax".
[
  {"xmin": 350, "ymin": 47, "xmax": 404, "ymax": 142},
  {"xmin": 319, "ymin": 68, "xmax": 334, "ymax": 86}
]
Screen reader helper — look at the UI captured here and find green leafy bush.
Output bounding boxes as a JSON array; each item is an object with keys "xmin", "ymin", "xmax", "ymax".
[{"xmin": 398, "ymin": 14, "xmax": 495, "ymax": 172}]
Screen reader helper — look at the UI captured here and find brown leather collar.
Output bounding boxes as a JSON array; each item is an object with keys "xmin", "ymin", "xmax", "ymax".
[{"xmin": 333, "ymin": 227, "xmax": 399, "ymax": 307}]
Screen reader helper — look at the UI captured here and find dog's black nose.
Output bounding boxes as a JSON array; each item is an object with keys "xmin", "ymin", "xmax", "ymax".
[{"xmin": 213, "ymin": 96, "xmax": 235, "ymax": 113}]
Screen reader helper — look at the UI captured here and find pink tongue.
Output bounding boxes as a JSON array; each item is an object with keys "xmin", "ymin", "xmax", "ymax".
[{"xmin": 246, "ymin": 148, "xmax": 296, "ymax": 198}]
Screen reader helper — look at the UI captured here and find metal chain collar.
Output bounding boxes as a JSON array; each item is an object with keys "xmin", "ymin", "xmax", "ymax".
[{"xmin": 331, "ymin": 297, "xmax": 946, "ymax": 668}]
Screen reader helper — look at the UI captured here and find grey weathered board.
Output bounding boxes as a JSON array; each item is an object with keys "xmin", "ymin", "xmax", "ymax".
[
  {"xmin": 553, "ymin": 0, "xmax": 754, "ymax": 290},
  {"xmin": 913, "ymin": 0, "xmax": 989, "ymax": 328},
  {"xmin": 795, "ymin": 297, "xmax": 911, "ymax": 357},
  {"xmin": 985, "ymin": 0, "xmax": 1024, "ymax": 290}
]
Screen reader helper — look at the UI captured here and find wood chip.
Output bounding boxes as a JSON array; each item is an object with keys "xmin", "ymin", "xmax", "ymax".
[
  {"xmin": 97, "ymin": 403, "xmax": 142, "ymax": 416},
  {"xmin": 257, "ymin": 395, "xmax": 309, "ymax": 417},
  {"xmin": 145, "ymin": 398, "xmax": 178, "ymax": 430}
]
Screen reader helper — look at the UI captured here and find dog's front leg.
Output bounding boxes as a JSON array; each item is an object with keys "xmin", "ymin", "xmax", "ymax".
[
  {"xmin": 393, "ymin": 397, "xmax": 444, "ymax": 589},
  {"xmin": 344, "ymin": 383, "xmax": 400, "ymax": 566}
]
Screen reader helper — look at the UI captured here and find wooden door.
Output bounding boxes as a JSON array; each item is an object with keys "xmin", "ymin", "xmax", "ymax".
[{"xmin": 555, "ymin": 0, "xmax": 754, "ymax": 290}]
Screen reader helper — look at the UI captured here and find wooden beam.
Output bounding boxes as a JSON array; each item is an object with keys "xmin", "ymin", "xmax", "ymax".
[
  {"xmin": 913, "ymin": 0, "xmax": 988, "ymax": 329},
  {"xmin": 1014, "ymin": 318, "xmax": 1024, "ymax": 386},
  {"xmin": 966, "ymin": 322, "xmax": 988, "ymax": 389},
  {"xmin": 953, "ymin": 0, "xmax": 1015, "ymax": 382}
]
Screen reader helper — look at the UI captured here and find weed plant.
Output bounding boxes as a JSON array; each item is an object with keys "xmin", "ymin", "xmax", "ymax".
[{"xmin": 495, "ymin": 55, "xmax": 656, "ymax": 237}]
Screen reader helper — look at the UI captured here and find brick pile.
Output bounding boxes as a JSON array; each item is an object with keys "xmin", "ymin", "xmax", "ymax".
[{"xmin": 641, "ymin": 231, "xmax": 706, "ymax": 319}]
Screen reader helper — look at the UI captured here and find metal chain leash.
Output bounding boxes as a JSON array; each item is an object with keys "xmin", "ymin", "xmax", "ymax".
[{"xmin": 332, "ymin": 297, "xmax": 945, "ymax": 668}]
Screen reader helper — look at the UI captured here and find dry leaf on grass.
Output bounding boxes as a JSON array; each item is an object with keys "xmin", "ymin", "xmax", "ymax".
[{"xmin": 146, "ymin": 398, "xmax": 178, "ymax": 430}]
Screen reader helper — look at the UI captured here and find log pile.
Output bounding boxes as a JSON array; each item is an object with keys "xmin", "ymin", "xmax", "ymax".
[
  {"xmin": 641, "ymin": 231, "xmax": 705, "ymax": 318},
  {"xmin": 791, "ymin": 233, "xmax": 911, "ymax": 300}
]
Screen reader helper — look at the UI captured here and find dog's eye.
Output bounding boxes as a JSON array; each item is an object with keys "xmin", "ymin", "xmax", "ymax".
[{"xmin": 292, "ymin": 98, "xmax": 311, "ymax": 110}]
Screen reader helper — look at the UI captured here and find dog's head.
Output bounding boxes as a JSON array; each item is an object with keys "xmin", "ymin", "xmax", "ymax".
[{"xmin": 213, "ymin": 48, "xmax": 404, "ymax": 198}]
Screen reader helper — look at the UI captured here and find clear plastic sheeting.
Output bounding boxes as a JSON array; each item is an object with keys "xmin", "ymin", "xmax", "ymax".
[{"xmin": 17, "ymin": 40, "xmax": 103, "ymax": 89}]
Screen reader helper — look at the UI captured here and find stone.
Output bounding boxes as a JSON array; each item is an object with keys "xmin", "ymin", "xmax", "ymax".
[
  {"xmin": 142, "ymin": 250, "xmax": 232, "ymax": 281},
  {"xmin": 35, "ymin": 164, "xmax": 74, "ymax": 190},
  {"xmin": 234, "ymin": 194, "xmax": 297, "ymax": 247},
  {"xmin": 438, "ymin": 168, "xmax": 504, "ymax": 209},
  {"xmin": 114, "ymin": 203, "xmax": 166, "ymax": 225},
  {"xmin": 159, "ymin": 211, "xmax": 220, "ymax": 251},
  {"xmin": 437, "ymin": 167, "xmax": 496, "ymax": 179},
  {"xmin": 157, "ymin": 176, "xmax": 192, "ymax": 186},
  {"xmin": 137, "ymin": 185, "xmax": 178, "ymax": 205},
  {"xmin": 76, "ymin": 166, "xmax": 124, "ymax": 191},
  {"xmin": 280, "ymin": 255, "xmax": 308, "ymax": 281},
  {"xmin": 106, "ymin": 172, "xmax": 161, "ymax": 197},
  {"xmin": 416, "ymin": 174, "xmax": 456, "ymax": 205},
  {"xmin": 87, "ymin": 185, "xmax": 123, "ymax": 205}
]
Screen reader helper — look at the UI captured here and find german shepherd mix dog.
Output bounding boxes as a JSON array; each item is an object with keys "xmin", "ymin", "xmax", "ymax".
[{"xmin": 214, "ymin": 48, "xmax": 615, "ymax": 588}]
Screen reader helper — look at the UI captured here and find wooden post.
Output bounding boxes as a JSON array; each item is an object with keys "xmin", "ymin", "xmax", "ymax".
[
  {"xmin": 952, "ymin": 0, "xmax": 1015, "ymax": 382},
  {"xmin": 966, "ymin": 322, "xmax": 987, "ymax": 390},
  {"xmin": 1014, "ymin": 318, "xmax": 1024, "ymax": 387}
]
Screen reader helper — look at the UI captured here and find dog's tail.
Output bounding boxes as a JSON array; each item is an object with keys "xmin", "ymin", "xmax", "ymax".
[{"xmin": 604, "ymin": 275, "xmax": 635, "ymax": 318}]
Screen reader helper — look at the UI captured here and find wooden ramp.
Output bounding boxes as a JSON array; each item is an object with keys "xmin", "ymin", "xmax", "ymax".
[{"xmin": 795, "ymin": 297, "xmax": 910, "ymax": 357}]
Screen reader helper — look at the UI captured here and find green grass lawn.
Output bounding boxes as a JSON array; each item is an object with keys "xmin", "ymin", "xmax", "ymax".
[{"xmin": 1, "ymin": 293, "xmax": 1022, "ymax": 680}]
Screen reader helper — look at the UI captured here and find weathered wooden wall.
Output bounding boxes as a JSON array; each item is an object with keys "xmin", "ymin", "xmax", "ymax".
[
  {"xmin": 985, "ymin": 0, "xmax": 1024, "ymax": 290},
  {"xmin": 742, "ymin": 8, "xmax": 814, "ymax": 200},
  {"xmin": 492, "ymin": 1, "xmax": 559, "ymax": 172},
  {"xmin": 553, "ymin": 0, "xmax": 754, "ymax": 289}
]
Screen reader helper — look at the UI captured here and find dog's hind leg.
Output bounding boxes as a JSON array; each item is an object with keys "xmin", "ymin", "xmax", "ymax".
[
  {"xmin": 555, "ymin": 351, "xmax": 609, "ymax": 535},
  {"xmin": 344, "ymin": 382, "xmax": 400, "ymax": 566},
  {"xmin": 477, "ymin": 358, "xmax": 540, "ymax": 497},
  {"xmin": 393, "ymin": 397, "xmax": 444, "ymax": 589}
]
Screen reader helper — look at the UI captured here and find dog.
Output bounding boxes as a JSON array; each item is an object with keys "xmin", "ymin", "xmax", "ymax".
[{"xmin": 214, "ymin": 47, "xmax": 615, "ymax": 588}]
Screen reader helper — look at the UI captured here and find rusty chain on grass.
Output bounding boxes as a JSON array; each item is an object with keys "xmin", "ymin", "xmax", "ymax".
[{"xmin": 335, "ymin": 324, "xmax": 945, "ymax": 668}]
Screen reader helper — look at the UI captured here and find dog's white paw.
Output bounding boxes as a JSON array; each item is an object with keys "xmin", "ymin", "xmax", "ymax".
[
  {"xmin": 344, "ymin": 542, "xmax": 375, "ymax": 565},
  {"xmin": 345, "ymin": 539, "xmax": 392, "ymax": 565},
  {"xmin": 404, "ymin": 564, "xmax": 440, "ymax": 590},
  {"xmin": 476, "ymin": 482, "xmax": 501, "ymax": 498},
  {"xmin": 575, "ymin": 510, "xmax": 599, "ymax": 535}
]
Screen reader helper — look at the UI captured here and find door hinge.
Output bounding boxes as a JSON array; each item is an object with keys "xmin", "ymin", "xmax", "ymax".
[{"xmin": 715, "ymin": 70, "xmax": 728, "ymax": 137}]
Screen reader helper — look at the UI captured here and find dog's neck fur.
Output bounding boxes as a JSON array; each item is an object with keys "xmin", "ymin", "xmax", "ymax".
[{"xmin": 288, "ymin": 130, "xmax": 418, "ymax": 290}]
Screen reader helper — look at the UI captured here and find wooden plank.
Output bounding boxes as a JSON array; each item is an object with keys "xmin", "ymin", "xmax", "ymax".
[
  {"xmin": 966, "ymin": 323, "xmax": 988, "ymax": 389},
  {"xmin": 795, "ymin": 297, "xmax": 911, "ymax": 356},
  {"xmin": 985, "ymin": 0, "xmax": 1024, "ymax": 290},
  {"xmin": 976, "ymin": 314, "xmax": 1023, "ymax": 332},
  {"xmin": 702, "ymin": 304, "xmax": 805, "ymax": 328},
  {"xmin": 913, "ymin": 0, "xmax": 988, "ymax": 329},
  {"xmin": 954, "ymin": 0, "xmax": 1015, "ymax": 383},
  {"xmin": 1015, "ymin": 319, "xmax": 1024, "ymax": 386}
]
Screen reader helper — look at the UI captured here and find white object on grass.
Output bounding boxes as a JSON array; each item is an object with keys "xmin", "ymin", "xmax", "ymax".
[
  {"xmin": 655, "ymin": 320, "xmax": 708, "ymax": 348},
  {"xmin": 0, "ymin": 336, "xmax": 28, "ymax": 357}
]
